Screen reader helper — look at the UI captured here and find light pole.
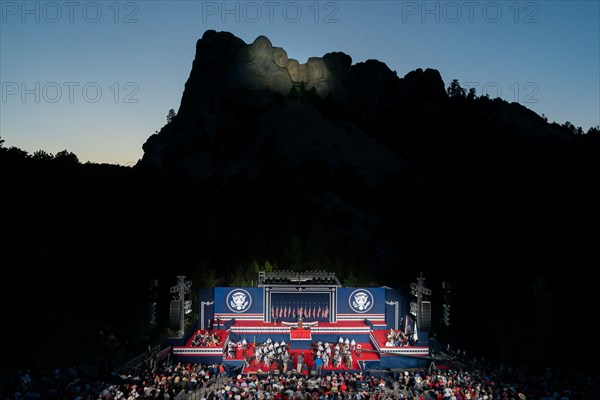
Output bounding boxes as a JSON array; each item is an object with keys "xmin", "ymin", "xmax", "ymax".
[
  {"xmin": 201, "ymin": 300, "xmax": 214, "ymax": 331},
  {"xmin": 385, "ymin": 300, "xmax": 399, "ymax": 330},
  {"xmin": 410, "ymin": 272, "xmax": 431, "ymax": 329},
  {"xmin": 170, "ymin": 275, "xmax": 192, "ymax": 338}
]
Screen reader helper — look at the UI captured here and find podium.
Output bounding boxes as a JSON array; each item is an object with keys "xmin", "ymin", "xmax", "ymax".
[{"xmin": 290, "ymin": 314, "xmax": 311, "ymax": 340}]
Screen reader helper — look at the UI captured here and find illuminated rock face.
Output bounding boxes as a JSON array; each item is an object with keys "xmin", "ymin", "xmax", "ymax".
[
  {"xmin": 142, "ymin": 30, "xmax": 448, "ymax": 182},
  {"xmin": 175, "ymin": 30, "xmax": 358, "ymax": 118},
  {"xmin": 226, "ymin": 33, "xmax": 341, "ymax": 95},
  {"xmin": 230, "ymin": 35, "xmax": 294, "ymax": 93}
]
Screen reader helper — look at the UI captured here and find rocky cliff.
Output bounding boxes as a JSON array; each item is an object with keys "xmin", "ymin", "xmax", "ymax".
[{"xmin": 141, "ymin": 30, "xmax": 449, "ymax": 183}]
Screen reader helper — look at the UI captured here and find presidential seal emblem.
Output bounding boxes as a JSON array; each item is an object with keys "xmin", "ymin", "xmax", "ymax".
[
  {"xmin": 227, "ymin": 289, "xmax": 252, "ymax": 313},
  {"xmin": 349, "ymin": 289, "xmax": 373, "ymax": 313}
]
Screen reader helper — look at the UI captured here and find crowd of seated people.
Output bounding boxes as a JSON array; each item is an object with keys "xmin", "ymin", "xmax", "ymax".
[
  {"xmin": 191, "ymin": 330, "xmax": 222, "ymax": 347},
  {"xmin": 6, "ymin": 352, "xmax": 599, "ymax": 399}
]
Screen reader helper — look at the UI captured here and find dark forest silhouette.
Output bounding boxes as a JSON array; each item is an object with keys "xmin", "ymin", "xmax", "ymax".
[{"xmin": 1, "ymin": 31, "xmax": 599, "ymax": 375}]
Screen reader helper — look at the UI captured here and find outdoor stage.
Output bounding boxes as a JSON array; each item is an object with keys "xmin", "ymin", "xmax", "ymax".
[
  {"xmin": 173, "ymin": 320, "xmax": 429, "ymax": 370},
  {"xmin": 172, "ymin": 271, "xmax": 430, "ymax": 371}
]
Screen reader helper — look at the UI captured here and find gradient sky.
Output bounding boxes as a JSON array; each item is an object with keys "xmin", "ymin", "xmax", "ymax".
[{"xmin": 1, "ymin": 0, "xmax": 599, "ymax": 165}]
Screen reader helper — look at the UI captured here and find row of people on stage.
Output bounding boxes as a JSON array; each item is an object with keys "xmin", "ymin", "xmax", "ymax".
[
  {"xmin": 337, "ymin": 336, "xmax": 359, "ymax": 352},
  {"xmin": 385, "ymin": 328, "xmax": 411, "ymax": 347},
  {"xmin": 225, "ymin": 338, "xmax": 294, "ymax": 372},
  {"xmin": 251, "ymin": 338, "xmax": 292, "ymax": 371},
  {"xmin": 191, "ymin": 331, "xmax": 222, "ymax": 347},
  {"xmin": 225, "ymin": 339, "xmax": 246, "ymax": 359},
  {"xmin": 312, "ymin": 337, "xmax": 361, "ymax": 370}
]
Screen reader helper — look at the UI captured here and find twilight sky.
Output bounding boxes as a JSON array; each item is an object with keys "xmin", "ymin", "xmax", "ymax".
[{"xmin": 1, "ymin": 0, "xmax": 599, "ymax": 165}]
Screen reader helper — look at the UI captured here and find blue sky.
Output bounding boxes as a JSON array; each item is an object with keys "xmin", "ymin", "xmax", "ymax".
[{"xmin": 1, "ymin": 0, "xmax": 599, "ymax": 165}]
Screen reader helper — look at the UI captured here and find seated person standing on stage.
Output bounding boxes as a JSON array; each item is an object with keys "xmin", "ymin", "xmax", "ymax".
[
  {"xmin": 334, "ymin": 353, "xmax": 343, "ymax": 368},
  {"xmin": 296, "ymin": 352, "xmax": 304, "ymax": 372},
  {"xmin": 228, "ymin": 342, "xmax": 236, "ymax": 358},
  {"xmin": 301, "ymin": 361, "xmax": 309, "ymax": 375},
  {"xmin": 350, "ymin": 339, "xmax": 356, "ymax": 351},
  {"xmin": 212, "ymin": 332, "xmax": 221, "ymax": 345},
  {"xmin": 191, "ymin": 332, "xmax": 199, "ymax": 346},
  {"xmin": 385, "ymin": 336, "xmax": 394, "ymax": 347},
  {"xmin": 346, "ymin": 352, "xmax": 353, "ymax": 368},
  {"xmin": 387, "ymin": 329, "xmax": 395, "ymax": 341},
  {"xmin": 393, "ymin": 330, "xmax": 402, "ymax": 345},
  {"xmin": 356, "ymin": 344, "xmax": 362, "ymax": 356}
]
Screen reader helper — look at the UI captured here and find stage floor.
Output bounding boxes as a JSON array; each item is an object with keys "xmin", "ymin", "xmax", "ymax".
[
  {"xmin": 177, "ymin": 320, "xmax": 426, "ymax": 369},
  {"xmin": 238, "ymin": 343, "xmax": 379, "ymax": 374},
  {"xmin": 234, "ymin": 321, "xmax": 370, "ymax": 328},
  {"xmin": 185, "ymin": 321, "xmax": 415, "ymax": 351},
  {"xmin": 185, "ymin": 329, "xmax": 228, "ymax": 347}
]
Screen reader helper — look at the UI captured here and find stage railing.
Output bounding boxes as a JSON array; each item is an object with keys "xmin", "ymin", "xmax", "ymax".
[{"xmin": 122, "ymin": 345, "xmax": 161, "ymax": 374}]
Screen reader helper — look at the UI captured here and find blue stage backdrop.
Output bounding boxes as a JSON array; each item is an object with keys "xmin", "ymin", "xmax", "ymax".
[
  {"xmin": 198, "ymin": 288, "xmax": 215, "ymax": 330},
  {"xmin": 214, "ymin": 287, "xmax": 264, "ymax": 321},
  {"xmin": 384, "ymin": 287, "xmax": 405, "ymax": 331},
  {"xmin": 270, "ymin": 292, "xmax": 330, "ymax": 322},
  {"xmin": 337, "ymin": 288, "xmax": 385, "ymax": 321}
]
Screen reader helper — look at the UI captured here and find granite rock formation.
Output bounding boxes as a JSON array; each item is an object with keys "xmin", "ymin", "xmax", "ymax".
[{"xmin": 142, "ymin": 30, "xmax": 449, "ymax": 183}]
